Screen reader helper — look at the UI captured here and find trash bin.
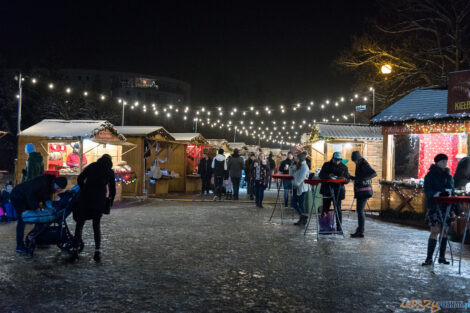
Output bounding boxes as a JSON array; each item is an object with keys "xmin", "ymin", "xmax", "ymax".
[{"xmin": 304, "ymin": 183, "xmax": 323, "ymax": 214}]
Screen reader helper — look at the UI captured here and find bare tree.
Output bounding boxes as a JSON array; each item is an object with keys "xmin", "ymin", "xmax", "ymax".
[{"xmin": 337, "ymin": 0, "xmax": 470, "ymax": 116}]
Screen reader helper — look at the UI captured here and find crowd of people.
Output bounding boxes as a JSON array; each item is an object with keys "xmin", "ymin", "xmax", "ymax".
[{"xmin": 1, "ymin": 142, "xmax": 464, "ymax": 267}]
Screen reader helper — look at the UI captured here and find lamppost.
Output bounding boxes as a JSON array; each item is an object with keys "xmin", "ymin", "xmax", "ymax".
[
  {"xmin": 17, "ymin": 73, "xmax": 23, "ymax": 134},
  {"xmin": 194, "ymin": 118, "xmax": 198, "ymax": 133},
  {"xmin": 369, "ymin": 87, "xmax": 375, "ymax": 116},
  {"xmin": 233, "ymin": 126, "xmax": 237, "ymax": 142},
  {"xmin": 119, "ymin": 99, "xmax": 127, "ymax": 126}
]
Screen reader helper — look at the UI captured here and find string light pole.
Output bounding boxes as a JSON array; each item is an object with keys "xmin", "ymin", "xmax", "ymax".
[
  {"xmin": 370, "ymin": 87, "xmax": 375, "ymax": 116},
  {"xmin": 17, "ymin": 73, "xmax": 23, "ymax": 134}
]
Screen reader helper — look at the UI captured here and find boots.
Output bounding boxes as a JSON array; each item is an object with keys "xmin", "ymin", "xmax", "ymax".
[
  {"xmin": 94, "ymin": 250, "xmax": 101, "ymax": 263},
  {"xmin": 294, "ymin": 215, "xmax": 308, "ymax": 226},
  {"xmin": 422, "ymin": 238, "xmax": 437, "ymax": 266},
  {"xmin": 438, "ymin": 237, "xmax": 450, "ymax": 265}
]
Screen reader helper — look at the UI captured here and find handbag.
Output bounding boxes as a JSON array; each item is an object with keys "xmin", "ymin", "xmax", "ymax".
[
  {"xmin": 104, "ymin": 198, "xmax": 111, "ymax": 215},
  {"xmin": 354, "ymin": 179, "xmax": 373, "ymax": 199}
]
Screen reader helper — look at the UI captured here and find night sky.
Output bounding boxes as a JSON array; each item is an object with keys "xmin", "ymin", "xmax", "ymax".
[{"xmin": 1, "ymin": 1, "xmax": 376, "ymax": 107}]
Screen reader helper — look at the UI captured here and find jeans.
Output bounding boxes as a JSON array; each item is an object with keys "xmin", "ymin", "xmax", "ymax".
[
  {"xmin": 231, "ymin": 177, "xmax": 241, "ymax": 199},
  {"xmin": 292, "ymin": 191, "xmax": 306, "ymax": 216},
  {"xmin": 282, "ymin": 180, "xmax": 292, "ymax": 207},
  {"xmin": 214, "ymin": 176, "xmax": 224, "ymax": 198},
  {"xmin": 246, "ymin": 177, "xmax": 254, "ymax": 198},
  {"xmin": 75, "ymin": 217, "xmax": 102, "ymax": 250},
  {"xmin": 254, "ymin": 182, "xmax": 265, "ymax": 206},
  {"xmin": 201, "ymin": 176, "xmax": 211, "ymax": 194},
  {"xmin": 322, "ymin": 198, "xmax": 343, "ymax": 230},
  {"xmin": 11, "ymin": 197, "xmax": 26, "ymax": 249},
  {"xmin": 356, "ymin": 198, "xmax": 368, "ymax": 233}
]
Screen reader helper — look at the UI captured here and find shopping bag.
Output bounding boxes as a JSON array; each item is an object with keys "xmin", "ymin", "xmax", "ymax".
[{"xmin": 319, "ymin": 212, "xmax": 334, "ymax": 232}]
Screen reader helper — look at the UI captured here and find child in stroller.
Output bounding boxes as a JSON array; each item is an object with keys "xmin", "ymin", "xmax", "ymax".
[{"xmin": 22, "ymin": 185, "xmax": 83, "ymax": 257}]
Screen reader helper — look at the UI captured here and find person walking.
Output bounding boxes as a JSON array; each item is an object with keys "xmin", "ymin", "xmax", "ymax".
[
  {"xmin": 73, "ymin": 154, "xmax": 116, "ymax": 262},
  {"xmin": 279, "ymin": 152, "xmax": 294, "ymax": 208},
  {"xmin": 251, "ymin": 153, "xmax": 268, "ymax": 208},
  {"xmin": 350, "ymin": 151, "xmax": 377, "ymax": 238},
  {"xmin": 22, "ymin": 143, "xmax": 44, "ymax": 183},
  {"xmin": 422, "ymin": 154, "xmax": 455, "ymax": 266},
  {"xmin": 228, "ymin": 149, "xmax": 244, "ymax": 200},
  {"xmin": 319, "ymin": 152, "xmax": 350, "ymax": 232},
  {"xmin": 198, "ymin": 153, "xmax": 212, "ymax": 195},
  {"xmin": 10, "ymin": 175, "xmax": 67, "ymax": 253},
  {"xmin": 245, "ymin": 153, "xmax": 256, "ymax": 200},
  {"xmin": 267, "ymin": 152, "xmax": 275, "ymax": 190},
  {"xmin": 212, "ymin": 149, "xmax": 227, "ymax": 201},
  {"xmin": 292, "ymin": 152, "xmax": 310, "ymax": 225}
]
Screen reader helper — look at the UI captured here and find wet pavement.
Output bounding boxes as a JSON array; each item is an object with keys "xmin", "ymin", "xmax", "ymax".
[{"xmin": 1, "ymin": 194, "xmax": 470, "ymax": 313}]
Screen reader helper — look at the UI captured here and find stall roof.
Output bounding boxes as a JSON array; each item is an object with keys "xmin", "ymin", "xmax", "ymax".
[
  {"xmin": 115, "ymin": 126, "xmax": 174, "ymax": 140},
  {"xmin": 371, "ymin": 88, "xmax": 468, "ymax": 124},
  {"xmin": 20, "ymin": 119, "xmax": 126, "ymax": 141},
  {"xmin": 304, "ymin": 123, "xmax": 382, "ymax": 142},
  {"xmin": 228, "ymin": 142, "xmax": 247, "ymax": 149},
  {"xmin": 170, "ymin": 133, "xmax": 208, "ymax": 144},
  {"xmin": 207, "ymin": 139, "xmax": 228, "ymax": 146}
]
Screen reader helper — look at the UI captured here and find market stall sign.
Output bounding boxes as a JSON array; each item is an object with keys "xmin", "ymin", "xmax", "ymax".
[
  {"xmin": 448, "ymin": 70, "xmax": 470, "ymax": 114},
  {"xmin": 382, "ymin": 122, "xmax": 470, "ymax": 135}
]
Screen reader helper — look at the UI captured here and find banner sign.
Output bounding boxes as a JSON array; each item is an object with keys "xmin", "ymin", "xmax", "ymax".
[
  {"xmin": 448, "ymin": 70, "xmax": 470, "ymax": 114},
  {"xmin": 355, "ymin": 105, "xmax": 366, "ymax": 112},
  {"xmin": 382, "ymin": 122, "xmax": 470, "ymax": 135}
]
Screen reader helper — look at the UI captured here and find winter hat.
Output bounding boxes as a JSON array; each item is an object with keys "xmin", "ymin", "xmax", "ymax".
[
  {"xmin": 351, "ymin": 151, "xmax": 362, "ymax": 162},
  {"xmin": 54, "ymin": 177, "xmax": 68, "ymax": 189},
  {"xmin": 73, "ymin": 143, "xmax": 80, "ymax": 149},
  {"xmin": 218, "ymin": 148, "xmax": 224, "ymax": 155},
  {"xmin": 25, "ymin": 143, "xmax": 35, "ymax": 154},
  {"xmin": 333, "ymin": 152, "xmax": 342, "ymax": 160},
  {"xmin": 434, "ymin": 153, "xmax": 448, "ymax": 163}
]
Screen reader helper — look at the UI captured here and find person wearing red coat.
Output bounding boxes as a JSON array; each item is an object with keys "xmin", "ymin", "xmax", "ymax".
[{"xmin": 66, "ymin": 143, "xmax": 87, "ymax": 167}]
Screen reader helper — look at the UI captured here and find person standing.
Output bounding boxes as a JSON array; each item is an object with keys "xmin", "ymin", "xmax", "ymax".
[
  {"xmin": 66, "ymin": 143, "xmax": 87, "ymax": 168},
  {"xmin": 319, "ymin": 152, "xmax": 350, "ymax": 232},
  {"xmin": 453, "ymin": 156, "xmax": 470, "ymax": 189},
  {"xmin": 422, "ymin": 154, "xmax": 455, "ymax": 266},
  {"xmin": 245, "ymin": 153, "xmax": 256, "ymax": 200},
  {"xmin": 267, "ymin": 152, "xmax": 275, "ymax": 190},
  {"xmin": 350, "ymin": 151, "xmax": 377, "ymax": 238},
  {"xmin": 22, "ymin": 143, "xmax": 44, "ymax": 183},
  {"xmin": 1, "ymin": 182, "xmax": 14, "ymax": 222},
  {"xmin": 228, "ymin": 149, "xmax": 244, "ymax": 200},
  {"xmin": 212, "ymin": 149, "xmax": 227, "ymax": 201},
  {"xmin": 251, "ymin": 153, "xmax": 268, "ymax": 208},
  {"xmin": 279, "ymin": 152, "xmax": 294, "ymax": 208},
  {"xmin": 10, "ymin": 175, "xmax": 67, "ymax": 253},
  {"xmin": 292, "ymin": 152, "xmax": 310, "ymax": 225},
  {"xmin": 74, "ymin": 154, "xmax": 116, "ymax": 262},
  {"xmin": 198, "ymin": 153, "xmax": 212, "ymax": 195}
]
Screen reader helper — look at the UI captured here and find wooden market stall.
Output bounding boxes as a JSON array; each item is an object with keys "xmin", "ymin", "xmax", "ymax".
[
  {"xmin": 227, "ymin": 142, "xmax": 247, "ymax": 157},
  {"xmin": 170, "ymin": 133, "xmax": 211, "ymax": 193},
  {"xmin": 115, "ymin": 126, "xmax": 175, "ymax": 197},
  {"xmin": 371, "ymin": 86, "xmax": 470, "ymax": 220},
  {"xmin": 303, "ymin": 123, "xmax": 383, "ymax": 210},
  {"xmin": 16, "ymin": 119, "xmax": 134, "ymax": 202}
]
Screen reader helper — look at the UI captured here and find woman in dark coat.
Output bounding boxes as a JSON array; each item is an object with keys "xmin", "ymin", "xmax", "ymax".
[
  {"xmin": 453, "ymin": 156, "xmax": 470, "ymax": 189},
  {"xmin": 350, "ymin": 151, "xmax": 377, "ymax": 238},
  {"xmin": 74, "ymin": 154, "xmax": 116, "ymax": 262},
  {"xmin": 422, "ymin": 154, "xmax": 454, "ymax": 266}
]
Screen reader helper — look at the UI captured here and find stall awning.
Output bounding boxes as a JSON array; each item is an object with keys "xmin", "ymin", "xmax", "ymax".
[
  {"xmin": 207, "ymin": 139, "xmax": 228, "ymax": 147},
  {"xmin": 170, "ymin": 133, "xmax": 208, "ymax": 144},
  {"xmin": 20, "ymin": 119, "xmax": 127, "ymax": 143},
  {"xmin": 371, "ymin": 88, "xmax": 470, "ymax": 124},
  {"xmin": 227, "ymin": 142, "xmax": 246, "ymax": 150},
  {"xmin": 304, "ymin": 123, "xmax": 382, "ymax": 142},
  {"xmin": 115, "ymin": 126, "xmax": 174, "ymax": 141}
]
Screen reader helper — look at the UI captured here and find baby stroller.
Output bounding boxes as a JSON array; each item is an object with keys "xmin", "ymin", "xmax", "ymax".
[{"xmin": 22, "ymin": 185, "xmax": 83, "ymax": 257}]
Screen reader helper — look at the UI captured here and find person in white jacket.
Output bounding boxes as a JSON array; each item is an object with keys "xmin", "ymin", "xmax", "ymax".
[
  {"xmin": 212, "ymin": 149, "xmax": 227, "ymax": 201},
  {"xmin": 292, "ymin": 152, "xmax": 311, "ymax": 225}
]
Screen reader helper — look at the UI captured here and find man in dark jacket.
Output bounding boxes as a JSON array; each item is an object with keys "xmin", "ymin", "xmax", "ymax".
[
  {"xmin": 350, "ymin": 151, "xmax": 377, "ymax": 238},
  {"xmin": 245, "ymin": 153, "xmax": 256, "ymax": 200},
  {"xmin": 74, "ymin": 154, "xmax": 116, "ymax": 262},
  {"xmin": 212, "ymin": 149, "xmax": 227, "ymax": 201},
  {"xmin": 319, "ymin": 152, "xmax": 350, "ymax": 231},
  {"xmin": 279, "ymin": 152, "xmax": 294, "ymax": 208},
  {"xmin": 198, "ymin": 154, "xmax": 212, "ymax": 195},
  {"xmin": 267, "ymin": 152, "xmax": 276, "ymax": 190},
  {"xmin": 11, "ymin": 174, "xmax": 67, "ymax": 253},
  {"xmin": 22, "ymin": 143, "xmax": 44, "ymax": 183},
  {"xmin": 228, "ymin": 149, "xmax": 245, "ymax": 200}
]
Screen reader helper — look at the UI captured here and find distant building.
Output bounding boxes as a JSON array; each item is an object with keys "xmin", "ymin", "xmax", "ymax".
[{"xmin": 60, "ymin": 69, "xmax": 190, "ymax": 105}]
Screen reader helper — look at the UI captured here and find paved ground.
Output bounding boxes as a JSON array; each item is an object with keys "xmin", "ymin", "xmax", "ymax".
[{"xmin": 0, "ymin": 194, "xmax": 469, "ymax": 313}]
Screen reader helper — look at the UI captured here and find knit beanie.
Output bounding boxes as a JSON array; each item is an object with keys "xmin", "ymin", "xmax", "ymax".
[
  {"xmin": 351, "ymin": 151, "xmax": 362, "ymax": 162},
  {"xmin": 434, "ymin": 153, "xmax": 448, "ymax": 163},
  {"xmin": 25, "ymin": 143, "xmax": 35, "ymax": 154}
]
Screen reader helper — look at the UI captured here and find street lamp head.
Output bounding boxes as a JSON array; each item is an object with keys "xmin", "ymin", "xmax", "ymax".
[{"xmin": 381, "ymin": 64, "xmax": 392, "ymax": 74}]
